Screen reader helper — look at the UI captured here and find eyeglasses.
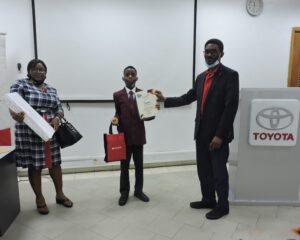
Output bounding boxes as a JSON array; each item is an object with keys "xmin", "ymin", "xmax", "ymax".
[
  {"xmin": 31, "ymin": 69, "xmax": 46, "ymax": 73},
  {"xmin": 203, "ymin": 50, "xmax": 219, "ymax": 55}
]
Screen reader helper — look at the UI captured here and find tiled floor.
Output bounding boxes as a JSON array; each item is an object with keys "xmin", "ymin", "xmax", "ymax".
[{"xmin": 1, "ymin": 165, "xmax": 300, "ymax": 240}]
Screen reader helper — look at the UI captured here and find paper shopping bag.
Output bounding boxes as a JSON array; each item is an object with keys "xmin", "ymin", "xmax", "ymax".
[
  {"xmin": 0, "ymin": 128, "xmax": 11, "ymax": 146},
  {"xmin": 103, "ymin": 124, "xmax": 126, "ymax": 162}
]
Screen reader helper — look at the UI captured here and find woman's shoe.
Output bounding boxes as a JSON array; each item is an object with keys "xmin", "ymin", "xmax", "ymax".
[
  {"xmin": 36, "ymin": 204, "xmax": 49, "ymax": 215},
  {"xmin": 56, "ymin": 198, "xmax": 73, "ymax": 208}
]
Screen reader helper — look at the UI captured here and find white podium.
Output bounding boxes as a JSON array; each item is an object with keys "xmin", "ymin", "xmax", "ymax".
[{"xmin": 230, "ymin": 88, "xmax": 300, "ymax": 206}]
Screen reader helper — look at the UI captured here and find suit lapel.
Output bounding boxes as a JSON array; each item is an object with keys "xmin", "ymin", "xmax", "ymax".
[{"xmin": 197, "ymin": 73, "xmax": 206, "ymax": 107}]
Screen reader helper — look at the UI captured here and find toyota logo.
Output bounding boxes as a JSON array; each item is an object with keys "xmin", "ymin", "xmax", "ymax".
[{"xmin": 256, "ymin": 107, "xmax": 294, "ymax": 130}]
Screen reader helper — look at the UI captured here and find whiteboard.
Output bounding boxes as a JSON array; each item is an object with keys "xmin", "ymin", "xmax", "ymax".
[{"xmin": 35, "ymin": 0, "xmax": 194, "ymax": 100}]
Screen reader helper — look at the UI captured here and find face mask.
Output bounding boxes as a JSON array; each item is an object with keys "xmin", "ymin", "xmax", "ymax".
[
  {"xmin": 205, "ymin": 52, "xmax": 221, "ymax": 69},
  {"xmin": 205, "ymin": 60, "xmax": 220, "ymax": 69}
]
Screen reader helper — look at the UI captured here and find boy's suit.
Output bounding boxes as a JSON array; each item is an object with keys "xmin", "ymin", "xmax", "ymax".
[{"xmin": 113, "ymin": 87, "xmax": 145, "ymax": 195}]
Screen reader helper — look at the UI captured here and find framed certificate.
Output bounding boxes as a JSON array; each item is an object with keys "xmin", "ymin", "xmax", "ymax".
[{"xmin": 135, "ymin": 91, "xmax": 158, "ymax": 120}]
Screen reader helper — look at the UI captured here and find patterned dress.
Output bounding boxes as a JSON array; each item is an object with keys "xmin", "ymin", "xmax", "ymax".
[{"xmin": 10, "ymin": 78, "xmax": 63, "ymax": 169}]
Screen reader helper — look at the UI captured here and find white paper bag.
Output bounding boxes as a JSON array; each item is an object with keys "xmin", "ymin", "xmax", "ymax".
[{"xmin": 4, "ymin": 92, "xmax": 55, "ymax": 141}]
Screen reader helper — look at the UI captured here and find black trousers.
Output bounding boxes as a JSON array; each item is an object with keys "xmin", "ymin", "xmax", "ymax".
[
  {"xmin": 195, "ymin": 139, "xmax": 229, "ymax": 210},
  {"xmin": 120, "ymin": 145, "xmax": 144, "ymax": 195}
]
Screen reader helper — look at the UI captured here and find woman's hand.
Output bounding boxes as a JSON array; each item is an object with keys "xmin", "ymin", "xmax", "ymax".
[
  {"xmin": 51, "ymin": 116, "xmax": 60, "ymax": 131},
  {"xmin": 10, "ymin": 110, "xmax": 25, "ymax": 123},
  {"xmin": 111, "ymin": 116, "xmax": 119, "ymax": 126}
]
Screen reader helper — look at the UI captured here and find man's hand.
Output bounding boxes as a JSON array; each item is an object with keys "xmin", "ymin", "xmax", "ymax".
[
  {"xmin": 153, "ymin": 90, "xmax": 166, "ymax": 102},
  {"xmin": 111, "ymin": 116, "xmax": 119, "ymax": 126},
  {"xmin": 209, "ymin": 136, "xmax": 223, "ymax": 151},
  {"xmin": 10, "ymin": 110, "xmax": 25, "ymax": 123},
  {"xmin": 147, "ymin": 89, "xmax": 163, "ymax": 109}
]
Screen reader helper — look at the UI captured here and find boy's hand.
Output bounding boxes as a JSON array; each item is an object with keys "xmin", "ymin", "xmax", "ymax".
[
  {"xmin": 154, "ymin": 90, "xmax": 166, "ymax": 102},
  {"xmin": 111, "ymin": 116, "xmax": 119, "ymax": 126},
  {"xmin": 10, "ymin": 110, "xmax": 25, "ymax": 123},
  {"xmin": 155, "ymin": 103, "xmax": 160, "ymax": 110},
  {"xmin": 147, "ymin": 89, "xmax": 161, "ymax": 110}
]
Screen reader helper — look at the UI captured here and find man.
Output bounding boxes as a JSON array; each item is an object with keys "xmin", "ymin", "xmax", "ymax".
[{"xmin": 155, "ymin": 39, "xmax": 239, "ymax": 219}]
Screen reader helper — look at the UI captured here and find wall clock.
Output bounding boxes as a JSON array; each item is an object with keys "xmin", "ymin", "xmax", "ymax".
[{"xmin": 246, "ymin": 0, "xmax": 263, "ymax": 16}]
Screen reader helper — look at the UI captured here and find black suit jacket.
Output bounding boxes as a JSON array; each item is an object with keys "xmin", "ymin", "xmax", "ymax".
[
  {"xmin": 165, "ymin": 64, "xmax": 239, "ymax": 143},
  {"xmin": 113, "ymin": 88, "xmax": 146, "ymax": 146}
]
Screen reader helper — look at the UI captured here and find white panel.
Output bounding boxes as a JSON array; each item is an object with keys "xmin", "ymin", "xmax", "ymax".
[
  {"xmin": 0, "ymin": 0, "xmax": 34, "ymax": 131},
  {"xmin": 35, "ymin": 0, "xmax": 194, "ymax": 100}
]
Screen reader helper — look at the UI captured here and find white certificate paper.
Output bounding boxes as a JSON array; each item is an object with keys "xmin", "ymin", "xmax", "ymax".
[
  {"xmin": 4, "ymin": 92, "xmax": 55, "ymax": 141},
  {"xmin": 136, "ymin": 91, "xmax": 158, "ymax": 120}
]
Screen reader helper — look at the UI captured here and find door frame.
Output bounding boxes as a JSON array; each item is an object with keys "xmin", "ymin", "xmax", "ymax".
[{"xmin": 288, "ymin": 27, "xmax": 300, "ymax": 87}]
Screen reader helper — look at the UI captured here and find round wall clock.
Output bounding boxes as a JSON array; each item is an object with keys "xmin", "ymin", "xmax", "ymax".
[{"xmin": 246, "ymin": 0, "xmax": 263, "ymax": 16}]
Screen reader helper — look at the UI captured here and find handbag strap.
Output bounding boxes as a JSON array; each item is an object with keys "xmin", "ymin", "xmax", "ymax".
[
  {"xmin": 109, "ymin": 123, "xmax": 113, "ymax": 134},
  {"xmin": 61, "ymin": 117, "xmax": 68, "ymax": 123}
]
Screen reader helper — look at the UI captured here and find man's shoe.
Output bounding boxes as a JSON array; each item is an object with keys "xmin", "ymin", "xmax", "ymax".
[
  {"xmin": 134, "ymin": 192, "xmax": 150, "ymax": 202},
  {"xmin": 206, "ymin": 207, "xmax": 229, "ymax": 220},
  {"xmin": 118, "ymin": 194, "xmax": 128, "ymax": 206},
  {"xmin": 190, "ymin": 201, "xmax": 216, "ymax": 209}
]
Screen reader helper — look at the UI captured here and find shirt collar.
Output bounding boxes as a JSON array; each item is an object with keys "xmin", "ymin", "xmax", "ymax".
[
  {"xmin": 206, "ymin": 64, "xmax": 221, "ymax": 75},
  {"xmin": 125, "ymin": 86, "xmax": 137, "ymax": 95}
]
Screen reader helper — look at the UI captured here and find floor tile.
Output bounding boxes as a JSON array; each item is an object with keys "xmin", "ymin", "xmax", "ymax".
[{"xmin": 2, "ymin": 165, "xmax": 300, "ymax": 240}]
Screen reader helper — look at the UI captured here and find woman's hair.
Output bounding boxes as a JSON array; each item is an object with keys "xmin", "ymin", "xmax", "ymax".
[{"xmin": 27, "ymin": 59, "xmax": 47, "ymax": 73}]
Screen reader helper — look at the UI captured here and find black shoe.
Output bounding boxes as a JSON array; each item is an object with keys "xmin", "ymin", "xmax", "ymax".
[
  {"xmin": 206, "ymin": 207, "xmax": 229, "ymax": 220},
  {"xmin": 134, "ymin": 192, "xmax": 150, "ymax": 202},
  {"xmin": 190, "ymin": 201, "xmax": 216, "ymax": 209},
  {"xmin": 118, "ymin": 194, "xmax": 128, "ymax": 206}
]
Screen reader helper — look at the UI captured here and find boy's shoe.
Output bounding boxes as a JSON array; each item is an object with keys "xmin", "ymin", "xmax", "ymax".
[
  {"xmin": 206, "ymin": 207, "xmax": 229, "ymax": 220},
  {"xmin": 118, "ymin": 194, "xmax": 128, "ymax": 206},
  {"xmin": 134, "ymin": 192, "xmax": 149, "ymax": 202},
  {"xmin": 190, "ymin": 201, "xmax": 216, "ymax": 209}
]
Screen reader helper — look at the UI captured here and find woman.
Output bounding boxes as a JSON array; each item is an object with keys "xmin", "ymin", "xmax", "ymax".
[{"xmin": 9, "ymin": 59, "xmax": 73, "ymax": 215}]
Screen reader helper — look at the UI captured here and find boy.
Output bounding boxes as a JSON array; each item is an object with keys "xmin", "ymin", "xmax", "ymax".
[{"xmin": 112, "ymin": 66, "xmax": 149, "ymax": 206}]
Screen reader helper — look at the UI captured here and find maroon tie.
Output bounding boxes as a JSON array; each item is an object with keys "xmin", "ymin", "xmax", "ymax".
[
  {"xmin": 129, "ymin": 91, "xmax": 134, "ymax": 105},
  {"xmin": 129, "ymin": 90, "xmax": 138, "ymax": 115}
]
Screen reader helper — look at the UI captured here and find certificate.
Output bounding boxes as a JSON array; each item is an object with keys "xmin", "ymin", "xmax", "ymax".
[
  {"xmin": 135, "ymin": 91, "xmax": 158, "ymax": 120},
  {"xmin": 4, "ymin": 92, "xmax": 55, "ymax": 141}
]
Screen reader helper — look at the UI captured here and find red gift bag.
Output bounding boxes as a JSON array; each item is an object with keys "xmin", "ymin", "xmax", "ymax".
[
  {"xmin": 0, "ymin": 128, "xmax": 11, "ymax": 146},
  {"xmin": 103, "ymin": 124, "xmax": 126, "ymax": 162}
]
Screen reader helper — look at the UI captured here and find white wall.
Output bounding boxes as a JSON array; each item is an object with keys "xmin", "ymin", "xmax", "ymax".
[
  {"xmin": 61, "ymin": 102, "xmax": 196, "ymax": 168},
  {"xmin": 1, "ymin": 0, "xmax": 299, "ymax": 169},
  {"xmin": 196, "ymin": 0, "xmax": 300, "ymax": 88},
  {"xmin": 0, "ymin": 0, "xmax": 34, "ymax": 130}
]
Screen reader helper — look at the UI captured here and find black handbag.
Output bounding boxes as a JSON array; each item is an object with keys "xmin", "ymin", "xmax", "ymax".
[{"xmin": 55, "ymin": 117, "xmax": 82, "ymax": 148}]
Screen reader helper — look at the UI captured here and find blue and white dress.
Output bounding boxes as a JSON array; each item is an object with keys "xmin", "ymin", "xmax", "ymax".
[{"xmin": 10, "ymin": 78, "xmax": 63, "ymax": 169}]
